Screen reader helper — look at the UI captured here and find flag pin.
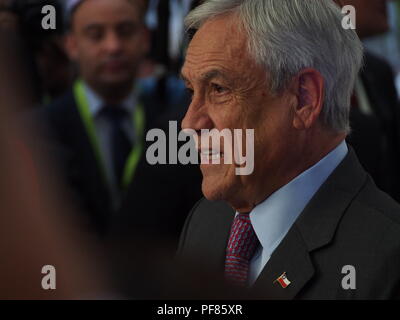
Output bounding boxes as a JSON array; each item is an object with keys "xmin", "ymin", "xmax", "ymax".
[{"xmin": 274, "ymin": 272, "xmax": 291, "ymax": 288}]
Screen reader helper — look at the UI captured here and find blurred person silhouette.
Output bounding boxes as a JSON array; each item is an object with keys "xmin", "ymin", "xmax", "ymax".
[
  {"xmin": 148, "ymin": 0, "xmax": 202, "ymax": 71},
  {"xmin": 0, "ymin": 0, "xmax": 73, "ymax": 105},
  {"xmin": 0, "ymin": 0, "xmax": 37, "ymax": 107},
  {"xmin": 35, "ymin": 0, "xmax": 201, "ymax": 262},
  {"xmin": 335, "ymin": 0, "xmax": 400, "ymax": 202},
  {"xmin": 0, "ymin": 0, "xmax": 17, "ymax": 29},
  {"xmin": 0, "ymin": 31, "xmax": 109, "ymax": 299},
  {"xmin": 139, "ymin": 0, "xmax": 203, "ymax": 119}
]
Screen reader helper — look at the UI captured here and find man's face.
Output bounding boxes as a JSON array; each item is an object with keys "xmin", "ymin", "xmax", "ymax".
[
  {"xmin": 181, "ymin": 14, "xmax": 298, "ymax": 211},
  {"xmin": 67, "ymin": 0, "xmax": 149, "ymax": 91},
  {"xmin": 338, "ymin": 0, "xmax": 390, "ymax": 38}
]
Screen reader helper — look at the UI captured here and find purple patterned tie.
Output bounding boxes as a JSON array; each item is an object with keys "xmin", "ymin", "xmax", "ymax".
[{"xmin": 224, "ymin": 213, "xmax": 260, "ymax": 286}]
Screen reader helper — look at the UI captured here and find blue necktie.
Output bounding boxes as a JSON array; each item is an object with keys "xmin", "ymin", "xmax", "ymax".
[{"xmin": 100, "ymin": 106, "xmax": 132, "ymax": 185}]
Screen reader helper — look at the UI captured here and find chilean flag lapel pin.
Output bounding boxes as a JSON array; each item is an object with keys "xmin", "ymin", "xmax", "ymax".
[{"xmin": 274, "ymin": 272, "xmax": 291, "ymax": 288}]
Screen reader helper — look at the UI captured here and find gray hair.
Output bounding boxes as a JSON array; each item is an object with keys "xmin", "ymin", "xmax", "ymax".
[{"xmin": 185, "ymin": 0, "xmax": 364, "ymax": 133}]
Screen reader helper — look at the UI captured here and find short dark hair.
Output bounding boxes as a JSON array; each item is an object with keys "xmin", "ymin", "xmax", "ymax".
[{"xmin": 67, "ymin": 0, "xmax": 149, "ymax": 31}]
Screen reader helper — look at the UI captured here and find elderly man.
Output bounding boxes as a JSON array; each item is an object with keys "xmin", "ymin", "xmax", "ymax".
[{"xmin": 178, "ymin": 0, "xmax": 400, "ymax": 299}]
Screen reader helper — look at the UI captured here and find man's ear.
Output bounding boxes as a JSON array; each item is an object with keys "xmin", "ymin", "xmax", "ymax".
[
  {"xmin": 292, "ymin": 68, "xmax": 324, "ymax": 130},
  {"xmin": 64, "ymin": 33, "xmax": 79, "ymax": 61}
]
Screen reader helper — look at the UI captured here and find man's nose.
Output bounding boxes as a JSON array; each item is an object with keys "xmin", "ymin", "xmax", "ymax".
[
  {"xmin": 181, "ymin": 100, "xmax": 213, "ymax": 134},
  {"xmin": 103, "ymin": 32, "xmax": 123, "ymax": 54}
]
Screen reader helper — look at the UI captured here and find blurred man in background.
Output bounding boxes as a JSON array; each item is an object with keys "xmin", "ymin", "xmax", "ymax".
[
  {"xmin": 34, "ymin": 0, "xmax": 202, "ymax": 297},
  {"xmin": 138, "ymin": 0, "xmax": 203, "ymax": 120},
  {"xmin": 37, "ymin": 0, "xmax": 201, "ymax": 242},
  {"xmin": 336, "ymin": 0, "xmax": 400, "ymax": 202},
  {"xmin": 39, "ymin": 0, "xmax": 151, "ymax": 236}
]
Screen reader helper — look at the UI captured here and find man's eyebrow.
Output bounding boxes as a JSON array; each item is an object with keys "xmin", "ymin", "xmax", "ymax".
[
  {"xmin": 116, "ymin": 20, "xmax": 139, "ymax": 28},
  {"xmin": 83, "ymin": 24, "xmax": 103, "ymax": 32},
  {"xmin": 180, "ymin": 69, "xmax": 230, "ymax": 84},
  {"xmin": 200, "ymin": 69, "xmax": 229, "ymax": 82}
]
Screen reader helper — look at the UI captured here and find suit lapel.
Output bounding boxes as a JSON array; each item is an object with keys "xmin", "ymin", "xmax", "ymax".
[
  {"xmin": 202, "ymin": 201, "xmax": 236, "ymax": 273},
  {"xmin": 66, "ymin": 93, "xmax": 112, "ymax": 224},
  {"xmin": 250, "ymin": 148, "xmax": 368, "ymax": 299},
  {"xmin": 69, "ymin": 95, "xmax": 108, "ymax": 190},
  {"xmin": 251, "ymin": 225, "xmax": 314, "ymax": 299},
  {"xmin": 212, "ymin": 206, "xmax": 236, "ymax": 272}
]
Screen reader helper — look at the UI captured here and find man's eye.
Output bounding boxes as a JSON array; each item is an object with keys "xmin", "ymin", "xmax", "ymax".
[
  {"xmin": 117, "ymin": 24, "xmax": 137, "ymax": 38},
  {"xmin": 86, "ymin": 30, "xmax": 103, "ymax": 41},
  {"xmin": 185, "ymin": 87, "xmax": 194, "ymax": 99},
  {"xmin": 211, "ymin": 83, "xmax": 227, "ymax": 95}
]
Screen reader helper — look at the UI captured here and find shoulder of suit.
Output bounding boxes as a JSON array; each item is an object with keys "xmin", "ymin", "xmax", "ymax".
[
  {"xmin": 182, "ymin": 198, "xmax": 235, "ymax": 238},
  {"xmin": 191, "ymin": 198, "xmax": 235, "ymax": 219},
  {"xmin": 27, "ymin": 90, "xmax": 79, "ymax": 146},
  {"xmin": 341, "ymin": 177, "xmax": 400, "ymax": 283},
  {"xmin": 350, "ymin": 175, "xmax": 400, "ymax": 228},
  {"xmin": 332, "ymin": 174, "xmax": 400, "ymax": 266},
  {"xmin": 42, "ymin": 90, "xmax": 76, "ymax": 118},
  {"xmin": 191, "ymin": 177, "xmax": 400, "ymax": 238}
]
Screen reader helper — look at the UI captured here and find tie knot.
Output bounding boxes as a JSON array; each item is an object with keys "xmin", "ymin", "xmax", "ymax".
[
  {"xmin": 100, "ymin": 105, "xmax": 129, "ymax": 124},
  {"xmin": 99, "ymin": 105, "xmax": 133, "ymax": 186},
  {"xmin": 226, "ymin": 213, "xmax": 259, "ymax": 260}
]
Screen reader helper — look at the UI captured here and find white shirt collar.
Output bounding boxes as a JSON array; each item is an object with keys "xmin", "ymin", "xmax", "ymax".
[
  {"xmin": 248, "ymin": 141, "xmax": 348, "ymax": 258},
  {"xmin": 82, "ymin": 81, "xmax": 138, "ymax": 117}
]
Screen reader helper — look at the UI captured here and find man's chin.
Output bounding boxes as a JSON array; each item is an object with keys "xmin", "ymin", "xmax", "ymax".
[
  {"xmin": 201, "ymin": 176, "xmax": 236, "ymax": 203},
  {"xmin": 200, "ymin": 167, "xmax": 236, "ymax": 201},
  {"xmin": 201, "ymin": 181, "xmax": 223, "ymax": 202},
  {"xmin": 100, "ymin": 75, "xmax": 132, "ymax": 86}
]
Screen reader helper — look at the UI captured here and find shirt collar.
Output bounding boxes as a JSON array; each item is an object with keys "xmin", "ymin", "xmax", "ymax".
[
  {"xmin": 248, "ymin": 140, "xmax": 348, "ymax": 257},
  {"xmin": 82, "ymin": 81, "xmax": 138, "ymax": 117}
]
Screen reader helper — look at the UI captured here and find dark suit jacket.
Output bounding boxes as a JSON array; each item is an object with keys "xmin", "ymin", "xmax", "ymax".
[
  {"xmin": 347, "ymin": 51, "xmax": 400, "ymax": 202},
  {"xmin": 178, "ymin": 149, "xmax": 400, "ymax": 299},
  {"xmin": 35, "ymin": 89, "xmax": 202, "ymax": 242}
]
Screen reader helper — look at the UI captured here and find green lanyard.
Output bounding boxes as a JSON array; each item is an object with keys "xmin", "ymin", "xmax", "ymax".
[{"xmin": 73, "ymin": 80, "xmax": 145, "ymax": 190}]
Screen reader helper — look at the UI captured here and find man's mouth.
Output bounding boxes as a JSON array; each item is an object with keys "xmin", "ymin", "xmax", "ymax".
[
  {"xmin": 199, "ymin": 149, "xmax": 225, "ymax": 163},
  {"xmin": 102, "ymin": 61, "xmax": 127, "ymax": 72}
]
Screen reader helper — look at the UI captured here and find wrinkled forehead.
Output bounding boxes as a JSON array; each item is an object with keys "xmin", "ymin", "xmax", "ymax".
[{"xmin": 183, "ymin": 14, "xmax": 252, "ymax": 76}]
